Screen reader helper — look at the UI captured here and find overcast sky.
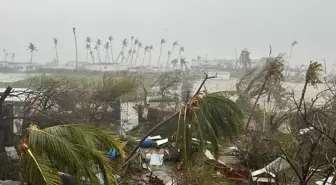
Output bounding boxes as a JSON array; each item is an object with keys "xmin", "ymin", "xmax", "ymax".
[{"xmin": 1, "ymin": 0, "xmax": 336, "ymax": 66}]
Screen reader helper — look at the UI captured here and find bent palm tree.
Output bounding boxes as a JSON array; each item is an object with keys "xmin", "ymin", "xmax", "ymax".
[
  {"xmin": 171, "ymin": 59, "xmax": 178, "ymax": 68},
  {"xmin": 167, "ymin": 41, "xmax": 178, "ymax": 67},
  {"xmin": 96, "ymin": 39, "xmax": 103, "ymax": 63},
  {"xmin": 295, "ymin": 61, "xmax": 323, "ymax": 131},
  {"xmin": 180, "ymin": 57, "xmax": 188, "ymax": 70},
  {"xmin": 93, "ymin": 45, "xmax": 99, "ymax": 64},
  {"xmin": 177, "ymin": 46, "xmax": 184, "ymax": 61},
  {"xmin": 115, "ymin": 39, "xmax": 128, "ymax": 63},
  {"xmin": 157, "ymin": 38, "xmax": 166, "ymax": 68},
  {"xmin": 125, "ymin": 49, "xmax": 132, "ymax": 65},
  {"xmin": 130, "ymin": 38, "xmax": 139, "ymax": 66},
  {"xmin": 85, "ymin": 37, "xmax": 92, "ymax": 44},
  {"xmin": 142, "ymin": 45, "xmax": 149, "ymax": 66},
  {"xmin": 53, "ymin": 38, "xmax": 59, "ymax": 64},
  {"xmin": 108, "ymin": 36, "xmax": 114, "ymax": 62},
  {"xmin": 85, "ymin": 37, "xmax": 93, "ymax": 63},
  {"xmin": 85, "ymin": 43, "xmax": 91, "ymax": 63},
  {"xmin": 245, "ymin": 56, "xmax": 285, "ymax": 130},
  {"xmin": 135, "ymin": 42, "xmax": 142, "ymax": 66},
  {"xmin": 19, "ymin": 124, "xmax": 123, "ymax": 185},
  {"xmin": 285, "ymin": 41, "xmax": 298, "ymax": 76},
  {"xmin": 104, "ymin": 42, "xmax": 110, "ymax": 63},
  {"xmin": 125, "ymin": 76, "xmax": 243, "ymax": 164},
  {"xmin": 27, "ymin": 43, "xmax": 37, "ymax": 68},
  {"xmin": 89, "ymin": 50, "xmax": 95, "ymax": 63}
]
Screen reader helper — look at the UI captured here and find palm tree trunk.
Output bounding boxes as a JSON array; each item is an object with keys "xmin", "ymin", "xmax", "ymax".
[
  {"xmin": 115, "ymin": 47, "xmax": 124, "ymax": 63},
  {"xmin": 30, "ymin": 52, "xmax": 34, "ymax": 69},
  {"xmin": 109, "ymin": 41, "xmax": 114, "ymax": 63},
  {"xmin": 73, "ymin": 33, "xmax": 78, "ymax": 71},
  {"xmin": 107, "ymin": 50, "xmax": 110, "ymax": 63},
  {"xmin": 115, "ymin": 53, "xmax": 121, "ymax": 63},
  {"xmin": 148, "ymin": 52, "xmax": 152, "ymax": 66},
  {"xmin": 166, "ymin": 54, "xmax": 171, "ymax": 67},
  {"xmin": 130, "ymin": 45, "xmax": 136, "ymax": 66},
  {"xmin": 104, "ymin": 50, "xmax": 108, "ymax": 63},
  {"xmin": 167, "ymin": 46, "xmax": 176, "ymax": 67},
  {"xmin": 158, "ymin": 44, "xmax": 162, "ymax": 68},
  {"xmin": 135, "ymin": 46, "xmax": 140, "ymax": 66},
  {"xmin": 55, "ymin": 45, "xmax": 59, "ymax": 64},
  {"xmin": 295, "ymin": 80, "xmax": 309, "ymax": 131},
  {"xmin": 126, "ymin": 52, "xmax": 131, "ymax": 65},
  {"xmin": 245, "ymin": 75, "xmax": 269, "ymax": 130},
  {"xmin": 141, "ymin": 52, "xmax": 146, "ymax": 66},
  {"xmin": 285, "ymin": 47, "xmax": 294, "ymax": 77},
  {"xmin": 90, "ymin": 51, "xmax": 95, "ymax": 63},
  {"xmin": 97, "ymin": 47, "xmax": 102, "ymax": 63},
  {"xmin": 86, "ymin": 50, "xmax": 89, "ymax": 63}
]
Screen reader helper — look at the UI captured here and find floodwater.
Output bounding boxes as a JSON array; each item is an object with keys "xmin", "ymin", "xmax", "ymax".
[
  {"xmin": 0, "ymin": 73, "xmax": 29, "ymax": 83},
  {"xmin": 1, "ymin": 72, "xmax": 330, "ymax": 132}
]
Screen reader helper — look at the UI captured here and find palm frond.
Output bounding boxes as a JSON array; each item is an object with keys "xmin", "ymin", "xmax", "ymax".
[
  {"xmin": 306, "ymin": 61, "xmax": 323, "ymax": 86},
  {"xmin": 25, "ymin": 154, "xmax": 62, "ymax": 185},
  {"xmin": 22, "ymin": 124, "xmax": 124, "ymax": 185},
  {"xmin": 177, "ymin": 92, "xmax": 243, "ymax": 162}
]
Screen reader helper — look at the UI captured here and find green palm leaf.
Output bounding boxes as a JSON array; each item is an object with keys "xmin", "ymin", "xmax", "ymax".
[
  {"xmin": 21, "ymin": 124, "xmax": 123, "ymax": 185},
  {"xmin": 176, "ymin": 92, "xmax": 243, "ymax": 162}
]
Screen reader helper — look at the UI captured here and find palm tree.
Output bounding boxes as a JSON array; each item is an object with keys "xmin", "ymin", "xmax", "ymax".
[
  {"xmin": 167, "ymin": 41, "xmax": 178, "ymax": 67},
  {"xmin": 148, "ymin": 46, "xmax": 153, "ymax": 66},
  {"xmin": 177, "ymin": 46, "xmax": 184, "ymax": 60},
  {"xmin": 3, "ymin": 49, "xmax": 6, "ymax": 61},
  {"xmin": 85, "ymin": 43, "xmax": 91, "ymax": 63},
  {"xmin": 285, "ymin": 41, "xmax": 299, "ymax": 76},
  {"xmin": 180, "ymin": 57, "xmax": 188, "ymax": 70},
  {"xmin": 85, "ymin": 37, "xmax": 92, "ymax": 44},
  {"xmin": 288, "ymin": 41, "xmax": 298, "ymax": 62},
  {"xmin": 11, "ymin": 53, "xmax": 15, "ymax": 62},
  {"xmin": 141, "ymin": 45, "xmax": 149, "ymax": 66},
  {"xmin": 96, "ymin": 39, "xmax": 103, "ymax": 63},
  {"xmin": 85, "ymin": 37, "xmax": 92, "ymax": 63},
  {"xmin": 126, "ymin": 86, "xmax": 243, "ymax": 164},
  {"xmin": 130, "ymin": 38, "xmax": 139, "ymax": 66},
  {"xmin": 130, "ymin": 36, "xmax": 134, "ymax": 52},
  {"xmin": 245, "ymin": 56, "xmax": 285, "ymax": 130},
  {"xmin": 157, "ymin": 38, "xmax": 166, "ymax": 68},
  {"xmin": 171, "ymin": 59, "xmax": 178, "ymax": 68},
  {"xmin": 53, "ymin": 38, "xmax": 59, "ymax": 64},
  {"xmin": 27, "ymin": 43, "xmax": 37, "ymax": 68},
  {"xmin": 115, "ymin": 38, "xmax": 128, "ymax": 63},
  {"xmin": 135, "ymin": 42, "xmax": 142, "ymax": 66},
  {"xmin": 18, "ymin": 124, "xmax": 123, "ymax": 185},
  {"xmin": 72, "ymin": 27, "xmax": 78, "ymax": 71},
  {"xmin": 108, "ymin": 36, "xmax": 114, "ymax": 63},
  {"xmin": 295, "ymin": 61, "xmax": 323, "ymax": 131},
  {"xmin": 125, "ymin": 49, "xmax": 132, "ymax": 65},
  {"xmin": 89, "ymin": 50, "xmax": 95, "ymax": 64},
  {"xmin": 104, "ymin": 42, "xmax": 110, "ymax": 63},
  {"xmin": 93, "ymin": 45, "xmax": 99, "ymax": 64}
]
